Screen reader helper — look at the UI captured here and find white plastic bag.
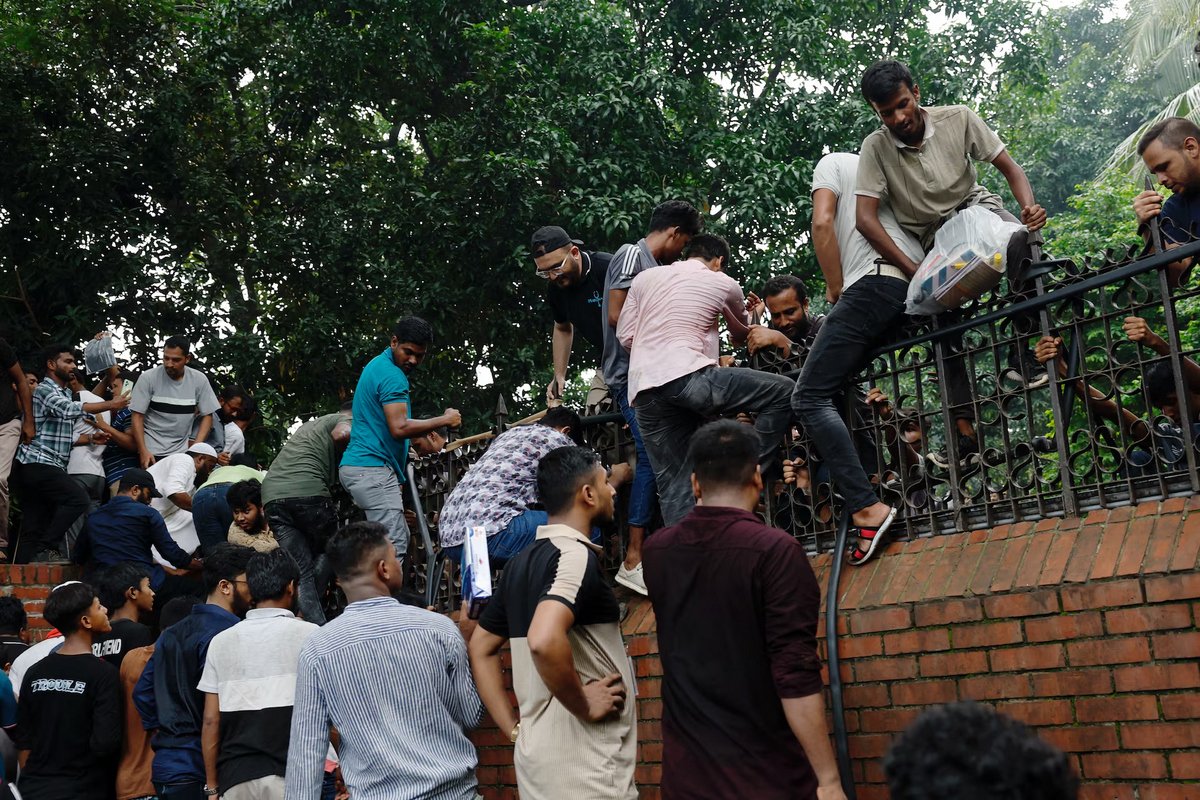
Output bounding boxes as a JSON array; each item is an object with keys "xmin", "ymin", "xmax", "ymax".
[
  {"xmin": 906, "ymin": 207, "xmax": 1024, "ymax": 315},
  {"xmin": 461, "ymin": 524, "xmax": 492, "ymax": 619}
]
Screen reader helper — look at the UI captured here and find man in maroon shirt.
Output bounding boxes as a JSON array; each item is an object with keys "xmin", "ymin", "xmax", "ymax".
[{"xmin": 642, "ymin": 419, "xmax": 847, "ymax": 800}]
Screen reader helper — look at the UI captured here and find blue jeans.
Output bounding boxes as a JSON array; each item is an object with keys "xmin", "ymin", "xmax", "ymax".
[
  {"xmin": 192, "ymin": 483, "xmax": 232, "ymax": 553},
  {"xmin": 441, "ymin": 509, "xmax": 601, "ymax": 567},
  {"xmin": 635, "ymin": 366, "xmax": 794, "ymax": 525},
  {"xmin": 610, "ymin": 383, "xmax": 656, "ymax": 527},
  {"xmin": 793, "ymin": 275, "xmax": 908, "ymax": 515}
]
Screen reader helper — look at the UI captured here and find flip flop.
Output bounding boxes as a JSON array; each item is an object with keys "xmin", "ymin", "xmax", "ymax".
[{"xmin": 847, "ymin": 506, "xmax": 898, "ymax": 566}]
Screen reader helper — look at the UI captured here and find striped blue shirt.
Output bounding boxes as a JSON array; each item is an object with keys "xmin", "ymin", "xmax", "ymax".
[
  {"xmin": 285, "ymin": 596, "xmax": 483, "ymax": 800},
  {"xmin": 16, "ymin": 378, "xmax": 85, "ymax": 469}
]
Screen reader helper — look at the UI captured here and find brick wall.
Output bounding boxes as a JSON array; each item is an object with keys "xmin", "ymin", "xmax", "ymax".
[
  {"xmin": 470, "ymin": 497, "xmax": 1200, "ymax": 799},
  {"xmin": 0, "ymin": 564, "xmax": 80, "ymax": 639}
]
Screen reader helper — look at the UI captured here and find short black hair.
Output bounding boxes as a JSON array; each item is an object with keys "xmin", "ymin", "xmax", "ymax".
[
  {"xmin": 246, "ymin": 549, "xmax": 300, "ymax": 603},
  {"xmin": 203, "ymin": 543, "xmax": 255, "ymax": 595},
  {"xmin": 326, "ymin": 521, "xmax": 392, "ymax": 582},
  {"xmin": 160, "ymin": 596, "xmax": 199, "ymax": 629},
  {"xmin": 236, "ymin": 395, "xmax": 258, "ymax": 422},
  {"xmin": 885, "ymin": 701, "xmax": 1079, "ymax": 800},
  {"xmin": 1144, "ymin": 361, "xmax": 1178, "ymax": 406},
  {"xmin": 43, "ymin": 582, "xmax": 97, "ymax": 634},
  {"xmin": 688, "ymin": 419, "xmax": 760, "ymax": 489},
  {"xmin": 537, "ymin": 446, "xmax": 602, "ymax": 515},
  {"xmin": 340, "ymin": 399, "xmax": 355, "ymax": 412},
  {"xmin": 0, "ymin": 596, "xmax": 27, "ymax": 634},
  {"xmin": 229, "ymin": 453, "xmax": 259, "ymax": 468},
  {"xmin": 762, "ymin": 274, "xmax": 809, "ymax": 303},
  {"xmin": 392, "ymin": 316, "xmax": 434, "ymax": 347},
  {"xmin": 1137, "ymin": 116, "xmax": 1200, "ymax": 156},
  {"xmin": 220, "ymin": 384, "xmax": 248, "ymax": 401},
  {"xmin": 164, "ymin": 335, "xmax": 191, "ymax": 355},
  {"xmin": 648, "ymin": 200, "xmax": 703, "ymax": 236},
  {"xmin": 685, "ymin": 233, "xmax": 731, "ymax": 267},
  {"xmin": 541, "ymin": 406, "xmax": 584, "ymax": 445},
  {"xmin": 225, "ymin": 479, "xmax": 263, "ymax": 512},
  {"xmin": 95, "ymin": 562, "xmax": 151, "ymax": 613},
  {"xmin": 38, "ymin": 343, "xmax": 73, "ymax": 374},
  {"xmin": 862, "ymin": 60, "xmax": 915, "ymax": 105}
]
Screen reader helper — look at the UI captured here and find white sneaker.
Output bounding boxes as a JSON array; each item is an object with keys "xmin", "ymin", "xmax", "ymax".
[{"xmin": 615, "ymin": 562, "xmax": 648, "ymax": 596}]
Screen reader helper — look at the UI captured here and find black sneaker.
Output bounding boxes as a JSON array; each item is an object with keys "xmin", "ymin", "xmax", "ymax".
[
  {"xmin": 31, "ymin": 549, "xmax": 68, "ymax": 564},
  {"xmin": 1003, "ymin": 347, "xmax": 1050, "ymax": 389},
  {"xmin": 926, "ymin": 434, "xmax": 981, "ymax": 470}
]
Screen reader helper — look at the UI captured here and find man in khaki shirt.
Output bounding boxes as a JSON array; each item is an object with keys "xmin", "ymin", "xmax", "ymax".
[{"xmin": 851, "ymin": 59, "xmax": 1049, "ymax": 482}]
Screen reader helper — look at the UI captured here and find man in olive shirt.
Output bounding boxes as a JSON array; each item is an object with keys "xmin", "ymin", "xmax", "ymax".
[{"xmin": 261, "ymin": 406, "xmax": 352, "ymax": 623}]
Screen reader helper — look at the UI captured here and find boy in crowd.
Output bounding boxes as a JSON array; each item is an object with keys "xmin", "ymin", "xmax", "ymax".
[
  {"xmin": 15, "ymin": 581, "xmax": 122, "ymax": 800},
  {"xmin": 200, "ymin": 549, "xmax": 318, "ymax": 800},
  {"xmin": 0, "ymin": 597, "xmax": 29, "ymax": 672},
  {"xmin": 92, "ymin": 563, "xmax": 155, "ymax": 670},
  {"xmin": 225, "ymin": 479, "xmax": 278, "ymax": 553}
]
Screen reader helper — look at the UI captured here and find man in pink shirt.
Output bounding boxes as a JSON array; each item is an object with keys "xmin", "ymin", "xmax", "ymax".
[{"xmin": 616, "ymin": 234, "xmax": 794, "ymax": 524}]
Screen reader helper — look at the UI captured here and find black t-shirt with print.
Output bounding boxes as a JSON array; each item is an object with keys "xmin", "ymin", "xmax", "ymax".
[
  {"xmin": 547, "ymin": 251, "xmax": 612, "ymax": 358},
  {"xmin": 15, "ymin": 652, "xmax": 122, "ymax": 800},
  {"xmin": 92, "ymin": 619, "xmax": 154, "ymax": 670}
]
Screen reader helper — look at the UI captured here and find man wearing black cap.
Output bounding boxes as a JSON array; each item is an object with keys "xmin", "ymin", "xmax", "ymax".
[
  {"xmin": 76, "ymin": 468, "xmax": 203, "ymax": 605},
  {"xmin": 530, "ymin": 226, "xmax": 613, "ymax": 407}
]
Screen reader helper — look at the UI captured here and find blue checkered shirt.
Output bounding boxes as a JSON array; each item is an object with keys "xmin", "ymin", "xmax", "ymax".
[{"xmin": 16, "ymin": 378, "xmax": 85, "ymax": 470}]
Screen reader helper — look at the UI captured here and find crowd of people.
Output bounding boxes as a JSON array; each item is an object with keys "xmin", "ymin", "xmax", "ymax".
[{"xmin": 0, "ymin": 57, "xmax": 1192, "ymax": 799}]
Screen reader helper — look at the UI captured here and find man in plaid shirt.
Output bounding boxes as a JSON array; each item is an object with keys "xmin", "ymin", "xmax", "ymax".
[{"xmin": 12, "ymin": 345, "xmax": 128, "ymax": 563}]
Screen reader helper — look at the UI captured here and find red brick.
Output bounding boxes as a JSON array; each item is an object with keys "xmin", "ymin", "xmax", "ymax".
[
  {"xmin": 1037, "ymin": 530, "xmax": 1077, "ymax": 586},
  {"xmin": 1078, "ymin": 784, "xmax": 1135, "ymax": 800},
  {"xmin": 877, "ymin": 553, "xmax": 921, "ymax": 607},
  {"xmin": 1138, "ymin": 786, "xmax": 1200, "ymax": 800},
  {"xmin": 849, "ymin": 606, "xmax": 913, "ymax": 634},
  {"xmin": 838, "ymin": 635, "xmax": 884, "ymax": 660},
  {"xmin": 994, "ymin": 699, "xmax": 1074, "ymax": 726},
  {"xmin": 1142, "ymin": 515, "xmax": 1180, "ymax": 574},
  {"xmin": 1034, "ymin": 517, "xmax": 1059, "ymax": 532},
  {"xmin": 969, "ymin": 540, "xmax": 1006, "ymax": 595},
  {"xmin": 882, "ymin": 628, "xmax": 950, "ymax": 655},
  {"xmin": 1144, "ymin": 572, "xmax": 1200, "ymax": 602},
  {"xmin": 858, "ymin": 708, "xmax": 921, "ymax": 733},
  {"xmin": 919, "ymin": 541, "xmax": 964, "ymax": 600},
  {"xmin": 1113, "ymin": 663, "xmax": 1200, "ymax": 692},
  {"xmin": 913, "ymin": 597, "xmax": 983, "ymax": 627},
  {"xmin": 846, "ymin": 733, "xmax": 894, "ymax": 759},
  {"xmin": 1014, "ymin": 533, "xmax": 1054, "ymax": 589},
  {"xmin": 1085, "ymin": 508, "xmax": 1110, "ymax": 524},
  {"xmin": 990, "ymin": 644, "xmax": 1066, "ymax": 672},
  {"xmin": 1124, "ymin": 721, "xmax": 1200, "ymax": 749},
  {"xmin": 982, "ymin": 589, "xmax": 1059, "ymax": 619},
  {"xmin": 943, "ymin": 542, "xmax": 984, "ymax": 597},
  {"xmin": 635, "ymin": 657, "xmax": 662, "ymax": 678},
  {"xmin": 988, "ymin": 523, "xmax": 1013, "ymax": 540},
  {"xmin": 958, "ymin": 674, "xmax": 1033, "ymax": 701},
  {"xmin": 1061, "ymin": 579, "xmax": 1143, "ymax": 611},
  {"xmin": 918, "ymin": 650, "xmax": 989, "ymax": 678},
  {"xmin": 853, "ymin": 656, "xmax": 917, "ymax": 682},
  {"xmin": 627, "ymin": 635, "xmax": 654, "ymax": 656},
  {"xmin": 954, "ymin": 620, "xmax": 1024, "ymax": 648},
  {"xmin": 858, "ymin": 558, "xmax": 899, "ymax": 609},
  {"xmin": 1081, "ymin": 752, "xmax": 1168, "ymax": 779},
  {"xmin": 1041, "ymin": 724, "xmax": 1120, "ymax": 752},
  {"xmin": 1170, "ymin": 512, "xmax": 1200, "ymax": 571},
  {"xmin": 1075, "ymin": 694, "xmax": 1160, "ymax": 722},
  {"xmin": 1025, "ymin": 612, "xmax": 1104, "ymax": 642},
  {"xmin": 1106, "ymin": 604, "xmax": 1192, "ymax": 634},
  {"xmin": 1161, "ymin": 497, "xmax": 1187, "ymax": 513},
  {"xmin": 991, "ymin": 536, "xmax": 1030, "ymax": 593},
  {"xmin": 1067, "ymin": 637, "xmax": 1150, "ymax": 666},
  {"xmin": 891, "ymin": 680, "xmax": 957, "ymax": 706},
  {"xmin": 1089, "ymin": 519, "xmax": 1129, "ymax": 580},
  {"xmin": 1063, "ymin": 525, "xmax": 1104, "ymax": 583},
  {"xmin": 898, "ymin": 546, "xmax": 944, "ymax": 604},
  {"xmin": 1115, "ymin": 516, "xmax": 1155, "ymax": 576},
  {"xmin": 841, "ymin": 684, "xmax": 890, "ymax": 709},
  {"xmin": 1168, "ymin": 752, "xmax": 1200, "ymax": 779},
  {"xmin": 1160, "ymin": 692, "xmax": 1200, "ymax": 720},
  {"xmin": 1030, "ymin": 669, "xmax": 1113, "ymax": 697}
]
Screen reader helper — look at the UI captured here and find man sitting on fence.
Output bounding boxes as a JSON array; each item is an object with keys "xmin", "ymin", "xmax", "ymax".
[{"xmin": 1132, "ymin": 116, "xmax": 1200, "ymax": 286}]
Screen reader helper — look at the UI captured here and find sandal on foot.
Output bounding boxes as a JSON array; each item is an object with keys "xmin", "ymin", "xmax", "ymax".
[{"xmin": 847, "ymin": 506, "xmax": 898, "ymax": 566}]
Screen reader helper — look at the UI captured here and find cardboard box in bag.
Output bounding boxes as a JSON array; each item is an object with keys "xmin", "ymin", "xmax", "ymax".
[{"xmin": 932, "ymin": 248, "xmax": 1005, "ymax": 309}]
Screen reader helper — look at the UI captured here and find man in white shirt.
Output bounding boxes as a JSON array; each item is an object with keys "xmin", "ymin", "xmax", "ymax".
[{"xmin": 147, "ymin": 443, "xmax": 219, "ymax": 564}]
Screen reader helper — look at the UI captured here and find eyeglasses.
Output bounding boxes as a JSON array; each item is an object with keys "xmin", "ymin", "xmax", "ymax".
[{"xmin": 534, "ymin": 253, "xmax": 570, "ymax": 280}]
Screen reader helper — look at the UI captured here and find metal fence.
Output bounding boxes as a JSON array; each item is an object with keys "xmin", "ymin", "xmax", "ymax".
[{"xmin": 405, "ymin": 234, "xmax": 1200, "ymax": 604}]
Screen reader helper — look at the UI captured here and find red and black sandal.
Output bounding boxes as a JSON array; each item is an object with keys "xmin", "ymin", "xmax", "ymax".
[{"xmin": 847, "ymin": 506, "xmax": 898, "ymax": 566}]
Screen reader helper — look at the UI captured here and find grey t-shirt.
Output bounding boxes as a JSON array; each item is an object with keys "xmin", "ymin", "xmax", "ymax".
[
  {"xmin": 812, "ymin": 153, "xmax": 924, "ymax": 289},
  {"xmin": 601, "ymin": 238, "xmax": 658, "ymax": 388},
  {"xmin": 130, "ymin": 366, "xmax": 220, "ymax": 457}
]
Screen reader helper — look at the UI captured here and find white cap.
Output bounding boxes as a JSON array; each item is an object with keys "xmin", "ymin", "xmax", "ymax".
[{"xmin": 186, "ymin": 442, "xmax": 219, "ymax": 459}]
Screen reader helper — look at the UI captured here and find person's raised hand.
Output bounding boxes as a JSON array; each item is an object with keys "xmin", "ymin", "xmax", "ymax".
[
  {"xmin": 1021, "ymin": 203, "xmax": 1047, "ymax": 231},
  {"xmin": 1122, "ymin": 316, "xmax": 1165, "ymax": 350},
  {"xmin": 582, "ymin": 673, "xmax": 626, "ymax": 722},
  {"xmin": 608, "ymin": 462, "xmax": 633, "ymax": 487},
  {"xmin": 140, "ymin": 451, "xmax": 156, "ymax": 469},
  {"xmin": 109, "ymin": 394, "xmax": 130, "ymax": 411},
  {"xmin": 782, "ymin": 458, "xmax": 798, "ymax": 485},
  {"xmin": 1132, "ymin": 190, "xmax": 1164, "ymax": 225},
  {"xmin": 865, "ymin": 387, "xmax": 893, "ymax": 419},
  {"xmin": 745, "ymin": 292, "xmax": 765, "ymax": 319},
  {"xmin": 443, "ymin": 408, "xmax": 462, "ymax": 429},
  {"xmin": 747, "ymin": 326, "xmax": 789, "ymax": 356},
  {"xmin": 546, "ymin": 377, "xmax": 563, "ymax": 408},
  {"xmin": 1033, "ymin": 335, "xmax": 1062, "ymax": 365}
]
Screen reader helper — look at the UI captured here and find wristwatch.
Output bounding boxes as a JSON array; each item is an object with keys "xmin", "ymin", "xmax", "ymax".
[
  {"xmin": 203, "ymin": 787, "xmax": 219, "ymax": 797},
  {"xmin": 509, "ymin": 722, "xmax": 521, "ymax": 743}
]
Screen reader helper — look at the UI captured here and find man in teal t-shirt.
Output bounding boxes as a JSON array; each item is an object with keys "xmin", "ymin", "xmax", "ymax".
[{"xmin": 339, "ymin": 317, "xmax": 461, "ymax": 557}]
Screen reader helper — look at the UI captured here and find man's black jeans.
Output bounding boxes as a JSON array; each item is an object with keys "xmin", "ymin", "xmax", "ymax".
[
  {"xmin": 11, "ymin": 462, "xmax": 89, "ymax": 561},
  {"xmin": 265, "ymin": 496, "xmax": 339, "ymax": 624},
  {"xmin": 793, "ymin": 275, "xmax": 909, "ymax": 516}
]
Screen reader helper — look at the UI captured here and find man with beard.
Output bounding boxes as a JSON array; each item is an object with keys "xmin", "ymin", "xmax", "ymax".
[
  {"xmin": 340, "ymin": 317, "xmax": 460, "ymax": 561},
  {"xmin": 11, "ymin": 345, "xmax": 129, "ymax": 563},
  {"xmin": 130, "ymin": 337, "xmax": 220, "ymax": 469},
  {"xmin": 134, "ymin": 544, "xmax": 255, "ymax": 800},
  {"xmin": 1132, "ymin": 116, "xmax": 1200, "ymax": 282},
  {"xmin": 746, "ymin": 275, "xmax": 824, "ymax": 357},
  {"xmin": 530, "ymin": 226, "xmax": 613, "ymax": 406}
]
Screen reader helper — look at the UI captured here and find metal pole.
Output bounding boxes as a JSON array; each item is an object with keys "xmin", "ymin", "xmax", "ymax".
[{"xmin": 826, "ymin": 510, "xmax": 858, "ymax": 800}]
